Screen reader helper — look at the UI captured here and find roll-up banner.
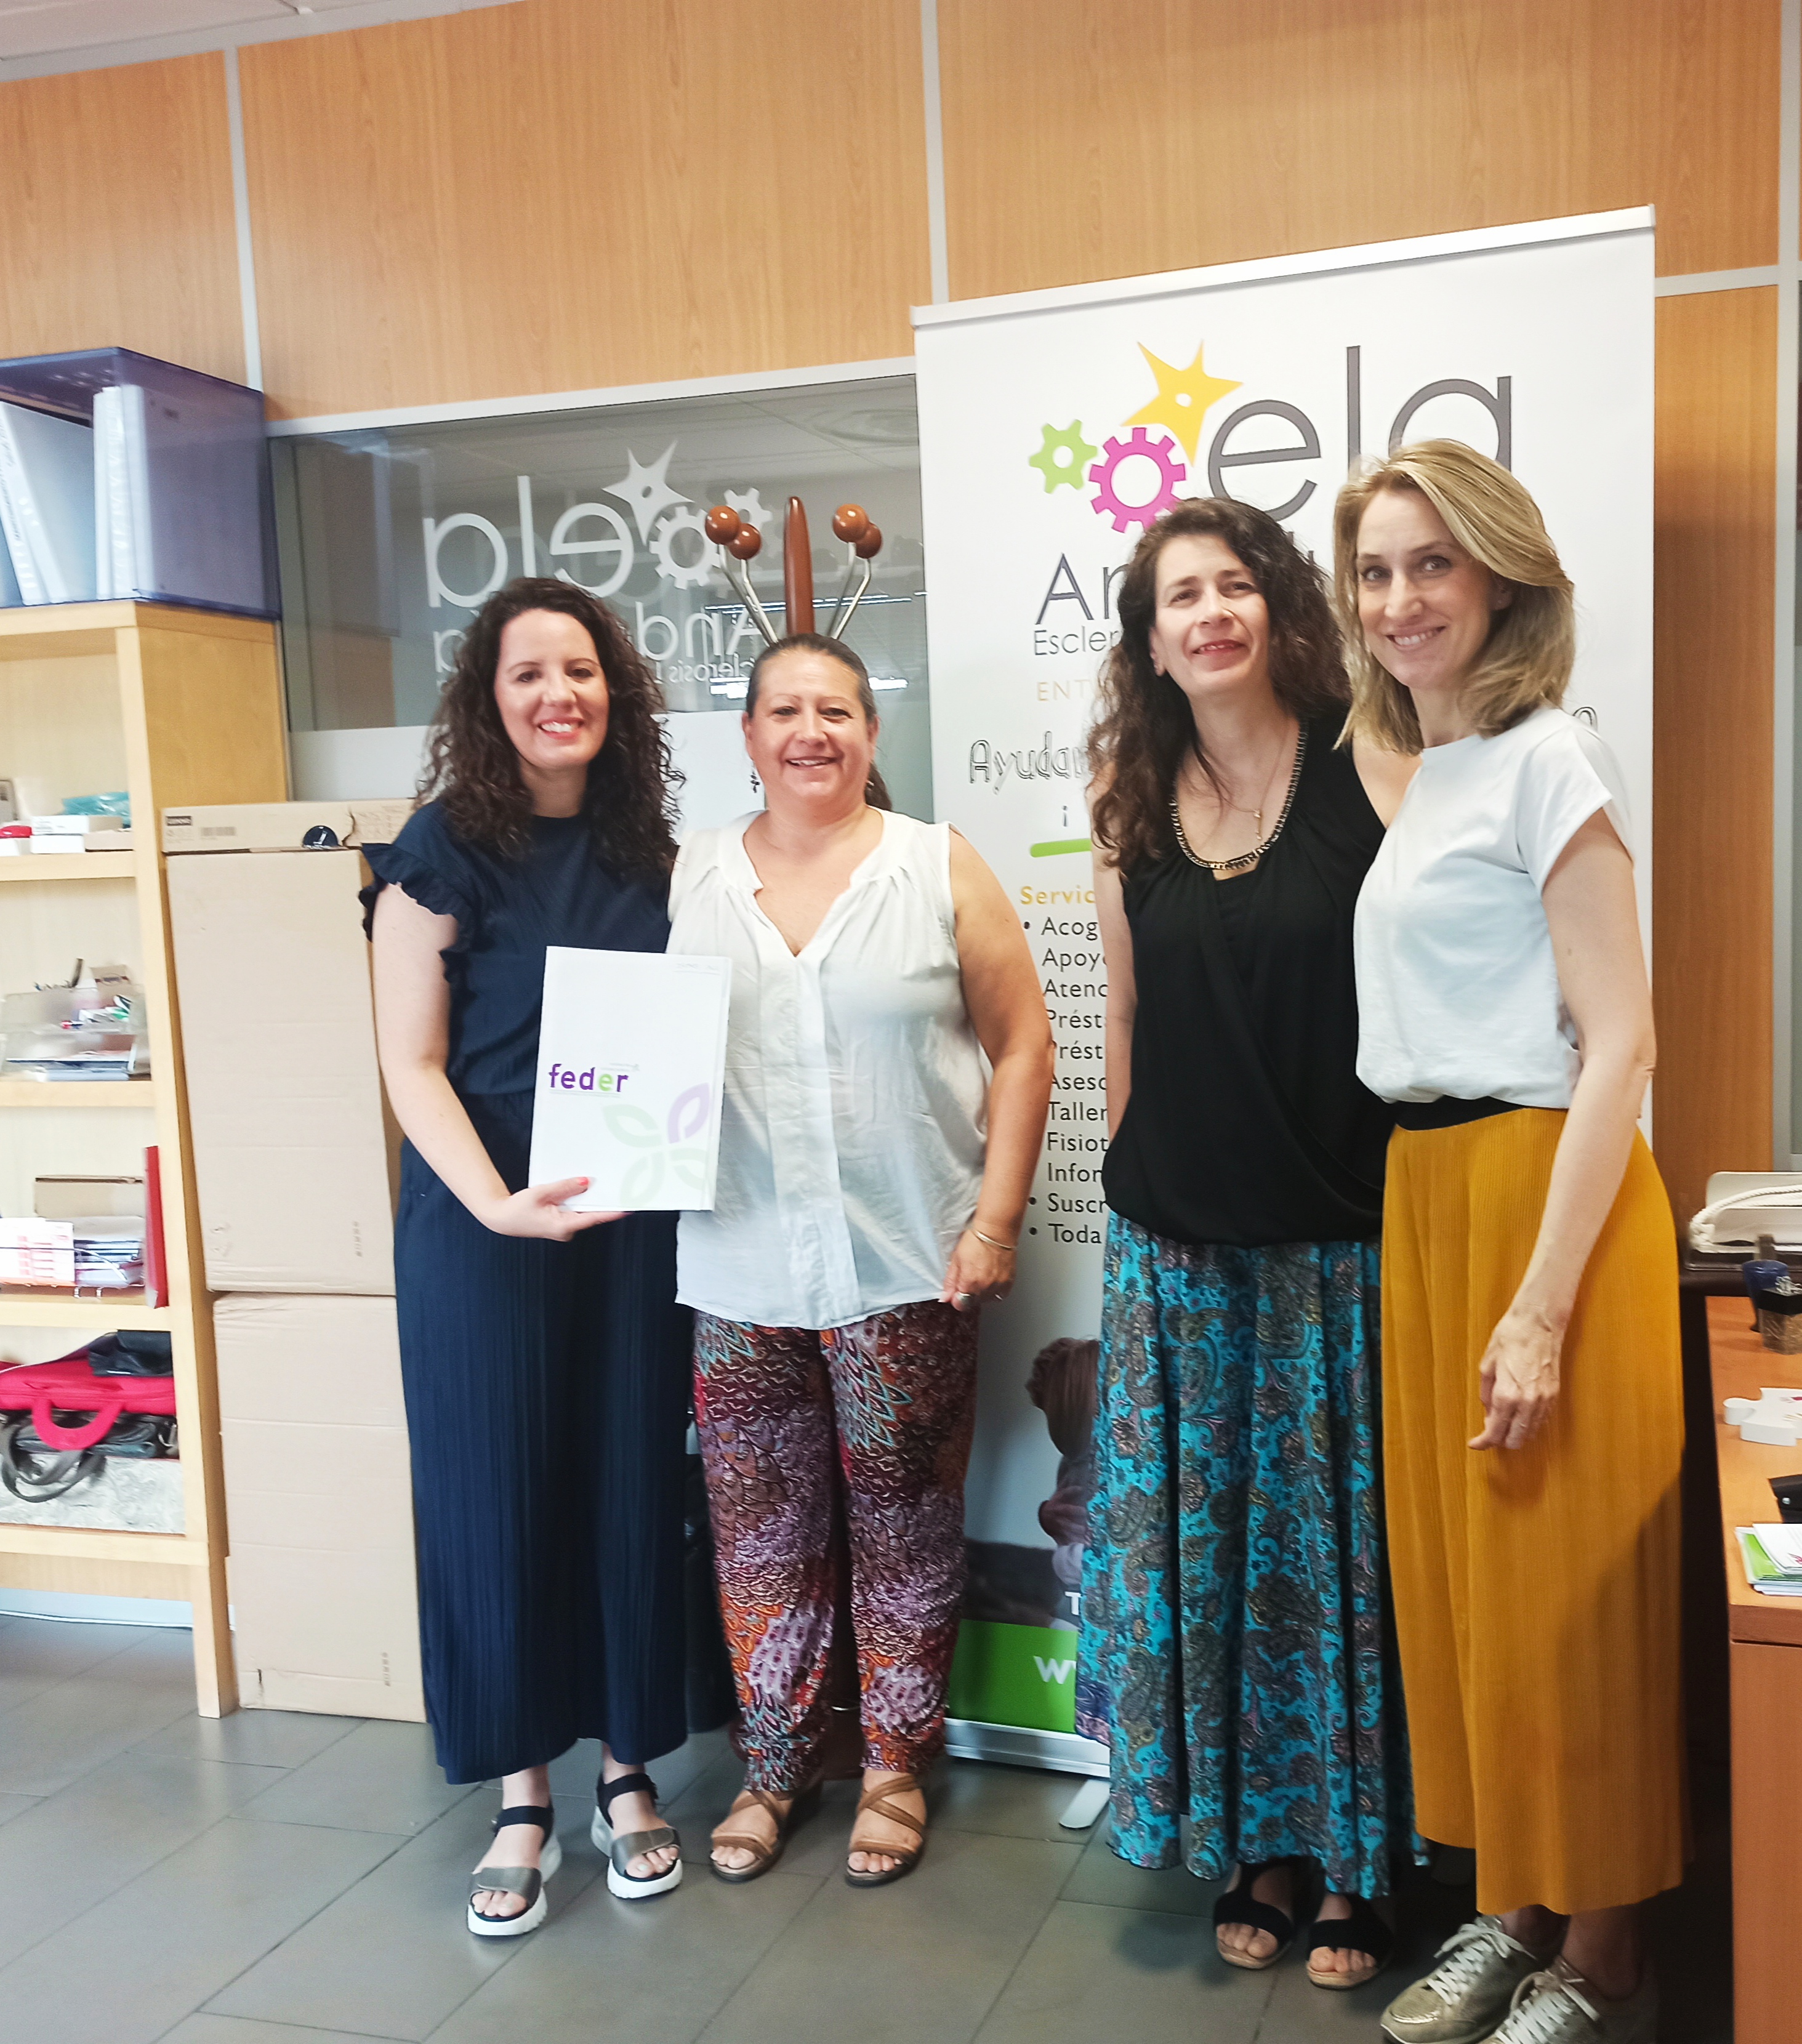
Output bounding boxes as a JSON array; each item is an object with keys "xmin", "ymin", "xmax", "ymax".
[{"xmin": 918, "ymin": 211, "xmax": 1655, "ymax": 1771}]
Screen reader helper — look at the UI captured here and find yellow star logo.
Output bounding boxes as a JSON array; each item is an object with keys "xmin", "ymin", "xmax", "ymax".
[{"xmin": 1124, "ymin": 342, "xmax": 1242, "ymax": 461}]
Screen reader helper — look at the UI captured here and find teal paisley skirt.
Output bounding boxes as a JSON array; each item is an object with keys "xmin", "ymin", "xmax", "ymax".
[{"xmin": 1075, "ymin": 1213, "xmax": 1415, "ymax": 1897}]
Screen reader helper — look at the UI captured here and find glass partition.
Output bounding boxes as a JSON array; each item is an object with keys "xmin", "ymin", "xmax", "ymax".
[{"xmin": 273, "ymin": 374, "xmax": 931, "ymax": 821}]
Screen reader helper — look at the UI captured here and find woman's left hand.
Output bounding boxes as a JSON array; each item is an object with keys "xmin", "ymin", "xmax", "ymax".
[
  {"xmin": 1469, "ymin": 1305, "xmax": 1564, "ymax": 1451},
  {"xmin": 941, "ymin": 1229, "xmax": 1016, "ymax": 1313}
]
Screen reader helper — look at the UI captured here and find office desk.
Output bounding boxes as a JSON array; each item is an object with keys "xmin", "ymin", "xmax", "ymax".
[{"xmin": 1706, "ymin": 1297, "xmax": 1802, "ymax": 2044}]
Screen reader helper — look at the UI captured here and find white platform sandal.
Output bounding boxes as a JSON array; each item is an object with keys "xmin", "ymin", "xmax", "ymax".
[
  {"xmin": 467, "ymin": 1802, "xmax": 562, "ymax": 1937},
  {"xmin": 592, "ymin": 1770, "xmax": 683, "ymax": 1900}
]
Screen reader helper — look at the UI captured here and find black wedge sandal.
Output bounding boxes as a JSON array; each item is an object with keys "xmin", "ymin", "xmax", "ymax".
[
  {"xmin": 467, "ymin": 1803, "xmax": 561, "ymax": 1938},
  {"xmin": 1213, "ymin": 1860, "xmax": 1312, "ymax": 1971},
  {"xmin": 1305, "ymin": 1896, "xmax": 1396, "ymax": 1990},
  {"xmin": 592, "ymin": 1770, "xmax": 683, "ymax": 1901}
]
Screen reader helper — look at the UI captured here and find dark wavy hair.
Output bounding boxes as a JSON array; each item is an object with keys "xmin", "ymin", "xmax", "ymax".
[
  {"xmin": 745, "ymin": 632, "xmax": 893, "ymax": 811},
  {"xmin": 1087, "ymin": 498, "xmax": 1348, "ymax": 873},
  {"xmin": 422, "ymin": 578, "xmax": 680, "ymax": 878}
]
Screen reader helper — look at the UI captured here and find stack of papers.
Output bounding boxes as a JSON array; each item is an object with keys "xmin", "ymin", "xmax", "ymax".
[
  {"xmin": 6, "ymin": 1053, "xmax": 141, "ymax": 1081},
  {"xmin": 0, "ymin": 1216, "xmax": 145, "ymax": 1292},
  {"xmin": 28, "ymin": 815, "xmax": 130, "ymax": 854},
  {"xmin": 71, "ymin": 1215, "xmax": 145, "ymax": 1292},
  {"xmin": 0, "ymin": 1218, "xmax": 72, "ymax": 1287},
  {"xmin": 1, "ymin": 975, "xmax": 148, "ymax": 1082},
  {"xmin": 1736, "ymin": 1523, "xmax": 1802, "ymax": 1596}
]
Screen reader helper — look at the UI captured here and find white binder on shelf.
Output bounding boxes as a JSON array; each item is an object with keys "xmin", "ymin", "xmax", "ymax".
[
  {"xmin": 527, "ymin": 947, "xmax": 732, "ymax": 1212},
  {"xmin": 92, "ymin": 384, "xmax": 135, "ymax": 600},
  {"xmin": 0, "ymin": 513, "xmax": 21, "ymax": 606},
  {"xmin": 92, "ymin": 386, "xmax": 112, "ymax": 598},
  {"xmin": 119, "ymin": 383, "xmax": 155, "ymax": 595},
  {"xmin": 0, "ymin": 399, "xmax": 97, "ymax": 603},
  {"xmin": 0, "ymin": 451, "xmax": 42, "ymax": 603}
]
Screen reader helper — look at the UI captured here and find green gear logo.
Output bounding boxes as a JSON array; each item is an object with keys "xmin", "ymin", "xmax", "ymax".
[{"xmin": 1028, "ymin": 420, "xmax": 1100, "ymax": 494}]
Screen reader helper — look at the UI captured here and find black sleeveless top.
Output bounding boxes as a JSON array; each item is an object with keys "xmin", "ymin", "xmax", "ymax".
[{"xmin": 1102, "ymin": 712, "xmax": 1394, "ymax": 1248}]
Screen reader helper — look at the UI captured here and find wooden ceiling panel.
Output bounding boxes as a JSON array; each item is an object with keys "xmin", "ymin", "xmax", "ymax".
[
  {"xmin": 241, "ymin": 0, "xmax": 932, "ymax": 419},
  {"xmin": 941, "ymin": 0, "xmax": 1778, "ymax": 299},
  {"xmin": 0, "ymin": 52, "xmax": 244, "ymax": 382}
]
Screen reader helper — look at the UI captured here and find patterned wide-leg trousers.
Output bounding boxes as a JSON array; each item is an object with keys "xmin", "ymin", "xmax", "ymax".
[{"xmin": 693, "ymin": 1299, "xmax": 979, "ymax": 1790}]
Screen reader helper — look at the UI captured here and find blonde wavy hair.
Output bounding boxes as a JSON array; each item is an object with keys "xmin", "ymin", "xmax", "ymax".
[{"xmin": 1332, "ymin": 440, "xmax": 1574, "ymax": 754}]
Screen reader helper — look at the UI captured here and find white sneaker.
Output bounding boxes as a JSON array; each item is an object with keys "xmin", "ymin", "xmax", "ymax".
[
  {"xmin": 1380, "ymin": 1915, "xmax": 1550, "ymax": 2043},
  {"xmin": 1489, "ymin": 1957, "xmax": 1659, "ymax": 2044}
]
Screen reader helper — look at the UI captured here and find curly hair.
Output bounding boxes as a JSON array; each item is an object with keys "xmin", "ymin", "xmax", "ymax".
[
  {"xmin": 422, "ymin": 577, "xmax": 680, "ymax": 878},
  {"xmin": 1087, "ymin": 498, "xmax": 1348, "ymax": 874}
]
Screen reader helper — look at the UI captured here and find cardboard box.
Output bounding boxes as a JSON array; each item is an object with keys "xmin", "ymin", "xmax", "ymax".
[
  {"xmin": 163, "ymin": 797, "xmax": 413, "ymax": 855},
  {"xmin": 214, "ymin": 1294, "xmax": 424, "ymax": 1721},
  {"xmin": 35, "ymin": 1175, "xmax": 143, "ymax": 1218},
  {"xmin": 168, "ymin": 842, "xmax": 398, "ymax": 1293}
]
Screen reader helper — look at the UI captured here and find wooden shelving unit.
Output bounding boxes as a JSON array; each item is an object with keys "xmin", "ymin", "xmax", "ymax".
[
  {"xmin": 0, "ymin": 600, "xmax": 286, "ymax": 1715},
  {"xmin": 0, "ymin": 1080, "xmax": 157, "ymax": 1108},
  {"xmin": 0, "ymin": 851, "xmax": 137, "ymax": 882},
  {"xmin": 0, "ymin": 1292, "xmax": 172, "ymax": 1329}
]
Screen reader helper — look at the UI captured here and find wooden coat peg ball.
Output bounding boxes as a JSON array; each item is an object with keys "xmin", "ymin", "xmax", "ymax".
[
  {"xmin": 704, "ymin": 504, "xmax": 763, "ymax": 560},
  {"xmin": 831, "ymin": 504, "xmax": 870, "ymax": 544},
  {"xmin": 854, "ymin": 523, "xmax": 883, "ymax": 560}
]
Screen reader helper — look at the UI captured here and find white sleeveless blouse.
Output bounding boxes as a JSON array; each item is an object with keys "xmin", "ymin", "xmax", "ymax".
[{"xmin": 669, "ymin": 810, "xmax": 988, "ymax": 1330}]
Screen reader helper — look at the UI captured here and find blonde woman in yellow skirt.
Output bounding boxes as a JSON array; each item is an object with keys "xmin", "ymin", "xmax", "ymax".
[{"xmin": 1339, "ymin": 442, "xmax": 1681, "ymax": 2044}]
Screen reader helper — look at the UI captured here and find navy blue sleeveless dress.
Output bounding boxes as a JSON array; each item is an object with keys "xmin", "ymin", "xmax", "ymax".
[{"xmin": 363, "ymin": 802, "xmax": 690, "ymax": 1783}]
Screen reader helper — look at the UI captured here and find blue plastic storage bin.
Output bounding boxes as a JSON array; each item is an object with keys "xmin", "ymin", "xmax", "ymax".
[{"xmin": 0, "ymin": 347, "xmax": 276, "ymax": 619}]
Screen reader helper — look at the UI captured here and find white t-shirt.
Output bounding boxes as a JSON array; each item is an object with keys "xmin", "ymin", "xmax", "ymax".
[
  {"xmin": 668, "ymin": 809, "xmax": 988, "ymax": 1330},
  {"xmin": 1354, "ymin": 705, "xmax": 1632, "ymax": 1109}
]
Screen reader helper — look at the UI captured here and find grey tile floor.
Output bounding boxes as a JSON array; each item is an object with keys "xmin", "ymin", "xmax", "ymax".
[{"xmin": 0, "ymin": 1613, "xmax": 1732, "ymax": 2044}]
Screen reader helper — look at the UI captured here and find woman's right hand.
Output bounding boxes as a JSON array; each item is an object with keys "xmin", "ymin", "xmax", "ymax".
[{"xmin": 480, "ymin": 1179, "xmax": 625, "ymax": 1239}]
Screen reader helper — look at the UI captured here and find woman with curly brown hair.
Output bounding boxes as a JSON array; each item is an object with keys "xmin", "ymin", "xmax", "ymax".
[
  {"xmin": 1075, "ymin": 499, "xmax": 1417, "ymax": 1989},
  {"xmin": 365, "ymin": 578, "xmax": 691, "ymax": 1935}
]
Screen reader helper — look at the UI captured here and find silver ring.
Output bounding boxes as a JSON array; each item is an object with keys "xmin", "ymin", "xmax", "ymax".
[{"xmin": 955, "ymin": 1290, "xmax": 972, "ymax": 1302}]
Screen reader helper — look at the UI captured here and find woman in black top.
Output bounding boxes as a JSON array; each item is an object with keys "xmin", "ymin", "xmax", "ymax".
[
  {"xmin": 1075, "ymin": 500, "xmax": 1417, "ymax": 1989},
  {"xmin": 366, "ymin": 579, "xmax": 691, "ymax": 1935}
]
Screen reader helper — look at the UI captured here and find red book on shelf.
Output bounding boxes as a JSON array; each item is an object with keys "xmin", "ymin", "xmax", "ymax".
[{"xmin": 143, "ymin": 1145, "xmax": 167, "ymax": 1308}]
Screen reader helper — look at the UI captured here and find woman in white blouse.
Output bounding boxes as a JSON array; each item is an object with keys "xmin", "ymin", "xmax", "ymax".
[
  {"xmin": 1341, "ymin": 443, "xmax": 1680, "ymax": 2044},
  {"xmin": 670, "ymin": 633, "xmax": 1053, "ymax": 1888}
]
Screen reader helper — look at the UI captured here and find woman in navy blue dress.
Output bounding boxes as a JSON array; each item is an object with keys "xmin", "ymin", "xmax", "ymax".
[{"xmin": 366, "ymin": 577, "xmax": 691, "ymax": 1935}]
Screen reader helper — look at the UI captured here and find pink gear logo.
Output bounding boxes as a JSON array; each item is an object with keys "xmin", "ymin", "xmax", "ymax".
[{"xmin": 1087, "ymin": 428, "xmax": 1186, "ymax": 533}]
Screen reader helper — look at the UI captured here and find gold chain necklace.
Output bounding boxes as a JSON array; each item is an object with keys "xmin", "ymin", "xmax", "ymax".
[{"xmin": 1170, "ymin": 723, "xmax": 1308, "ymax": 875}]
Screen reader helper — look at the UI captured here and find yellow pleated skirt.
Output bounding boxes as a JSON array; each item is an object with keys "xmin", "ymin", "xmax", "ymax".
[{"xmin": 1381, "ymin": 1109, "xmax": 1685, "ymax": 1917}]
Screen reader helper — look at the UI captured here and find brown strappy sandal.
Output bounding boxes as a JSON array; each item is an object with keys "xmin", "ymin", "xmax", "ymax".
[
  {"xmin": 708, "ymin": 1782, "xmax": 819, "ymax": 1884},
  {"xmin": 844, "ymin": 1774, "xmax": 927, "ymax": 1888}
]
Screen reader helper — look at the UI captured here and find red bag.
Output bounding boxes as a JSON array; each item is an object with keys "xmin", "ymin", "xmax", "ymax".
[{"xmin": 0, "ymin": 1348, "xmax": 175, "ymax": 1451}]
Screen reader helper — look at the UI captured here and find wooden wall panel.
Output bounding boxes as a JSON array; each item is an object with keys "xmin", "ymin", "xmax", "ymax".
[
  {"xmin": 1652, "ymin": 288, "xmax": 1777, "ymax": 1225},
  {"xmin": 240, "ymin": 0, "xmax": 931, "ymax": 420},
  {"xmin": 941, "ymin": 0, "xmax": 1777, "ymax": 300},
  {"xmin": 0, "ymin": 55, "xmax": 243, "ymax": 384}
]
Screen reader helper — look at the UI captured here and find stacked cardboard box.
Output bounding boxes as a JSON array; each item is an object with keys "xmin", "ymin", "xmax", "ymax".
[{"xmin": 169, "ymin": 799, "xmax": 424, "ymax": 1720}]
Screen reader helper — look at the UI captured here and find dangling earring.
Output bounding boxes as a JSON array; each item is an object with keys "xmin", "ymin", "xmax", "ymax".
[{"xmin": 749, "ymin": 768, "xmax": 762, "ymax": 796}]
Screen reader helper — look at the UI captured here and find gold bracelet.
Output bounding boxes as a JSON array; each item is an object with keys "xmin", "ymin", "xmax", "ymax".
[{"xmin": 970, "ymin": 1227, "xmax": 1018, "ymax": 1253}]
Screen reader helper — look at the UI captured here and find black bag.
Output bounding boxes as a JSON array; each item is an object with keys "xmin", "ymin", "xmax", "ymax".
[
  {"xmin": 86, "ymin": 1330, "xmax": 174, "ymax": 1377},
  {"xmin": 0, "ymin": 1415, "xmax": 177, "ymax": 1502}
]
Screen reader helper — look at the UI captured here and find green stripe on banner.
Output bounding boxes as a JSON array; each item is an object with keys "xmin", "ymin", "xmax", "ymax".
[
  {"xmin": 1028, "ymin": 838, "xmax": 1092, "ymax": 859},
  {"xmin": 947, "ymin": 1619, "xmax": 1077, "ymax": 1732}
]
